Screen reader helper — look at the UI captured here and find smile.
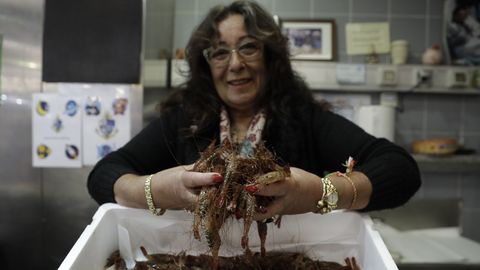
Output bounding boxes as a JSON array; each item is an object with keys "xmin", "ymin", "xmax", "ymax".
[{"xmin": 228, "ymin": 78, "xmax": 252, "ymax": 86}]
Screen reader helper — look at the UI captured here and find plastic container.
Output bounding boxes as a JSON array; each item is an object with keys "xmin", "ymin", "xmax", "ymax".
[
  {"xmin": 391, "ymin": 40, "xmax": 409, "ymax": 64},
  {"xmin": 59, "ymin": 203, "xmax": 398, "ymax": 270}
]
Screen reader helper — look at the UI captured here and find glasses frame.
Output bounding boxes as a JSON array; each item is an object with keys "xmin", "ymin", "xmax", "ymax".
[{"xmin": 202, "ymin": 40, "xmax": 263, "ymax": 68}]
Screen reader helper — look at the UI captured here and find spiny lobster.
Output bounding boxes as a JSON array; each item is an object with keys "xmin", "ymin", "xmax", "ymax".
[{"xmin": 191, "ymin": 139, "xmax": 289, "ymax": 270}]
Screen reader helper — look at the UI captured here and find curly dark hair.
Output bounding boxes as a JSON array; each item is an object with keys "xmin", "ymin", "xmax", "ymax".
[{"xmin": 161, "ymin": 0, "xmax": 319, "ymax": 137}]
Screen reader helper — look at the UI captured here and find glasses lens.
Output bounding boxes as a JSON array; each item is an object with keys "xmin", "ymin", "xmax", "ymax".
[
  {"xmin": 238, "ymin": 42, "xmax": 261, "ymax": 57},
  {"xmin": 210, "ymin": 48, "xmax": 230, "ymax": 62}
]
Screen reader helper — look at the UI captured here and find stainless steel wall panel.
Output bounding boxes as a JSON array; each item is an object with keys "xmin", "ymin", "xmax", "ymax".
[
  {"xmin": 0, "ymin": 0, "xmax": 45, "ymax": 269},
  {"xmin": 1, "ymin": 0, "xmax": 145, "ymax": 268},
  {"xmin": 0, "ymin": 0, "xmax": 42, "ymax": 93},
  {"xmin": 0, "ymin": 95, "xmax": 43, "ymax": 269},
  {"xmin": 42, "ymin": 168, "xmax": 98, "ymax": 269}
]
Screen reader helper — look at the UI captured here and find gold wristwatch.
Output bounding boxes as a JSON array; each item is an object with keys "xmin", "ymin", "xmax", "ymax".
[{"xmin": 315, "ymin": 175, "xmax": 338, "ymax": 214}]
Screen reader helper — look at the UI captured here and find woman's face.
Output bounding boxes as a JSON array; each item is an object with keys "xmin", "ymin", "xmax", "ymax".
[{"xmin": 209, "ymin": 14, "xmax": 266, "ymax": 115}]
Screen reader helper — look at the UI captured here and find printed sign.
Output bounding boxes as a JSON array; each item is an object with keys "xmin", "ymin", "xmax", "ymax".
[{"xmin": 346, "ymin": 22, "xmax": 390, "ymax": 55}]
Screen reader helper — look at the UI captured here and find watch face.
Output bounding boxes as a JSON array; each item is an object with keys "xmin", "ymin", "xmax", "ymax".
[{"xmin": 327, "ymin": 193, "xmax": 338, "ymax": 204}]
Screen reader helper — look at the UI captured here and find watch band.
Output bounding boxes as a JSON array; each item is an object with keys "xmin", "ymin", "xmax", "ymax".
[
  {"xmin": 145, "ymin": 174, "xmax": 166, "ymax": 216},
  {"xmin": 314, "ymin": 175, "xmax": 338, "ymax": 214}
]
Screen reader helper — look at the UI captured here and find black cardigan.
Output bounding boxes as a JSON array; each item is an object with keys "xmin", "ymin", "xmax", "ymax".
[{"xmin": 87, "ymin": 104, "xmax": 421, "ymax": 211}]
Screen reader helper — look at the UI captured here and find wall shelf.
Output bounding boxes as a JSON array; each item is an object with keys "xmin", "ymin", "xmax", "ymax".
[
  {"xmin": 291, "ymin": 61, "xmax": 480, "ymax": 94},
  {"xmin": 143, "ymin": 60, "xmax": 480, "ymax": 95},
  {"xmin": 308, "ymin": 85, "xmax": 480, "ymax": 95},
  {"xmin": 413, "ymin": 154, "xmax": 480, "ymax": 173}
]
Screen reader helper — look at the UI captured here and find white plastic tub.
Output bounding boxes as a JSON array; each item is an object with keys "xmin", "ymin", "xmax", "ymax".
[{"xmin": 59, "ymin": 203, "xmax": 397, "ymax": 270}]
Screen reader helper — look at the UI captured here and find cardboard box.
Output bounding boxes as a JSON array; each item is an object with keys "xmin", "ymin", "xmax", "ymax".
[{"xmin": 59, "ymin": 203, "xmax": 397, "ymax": 270}]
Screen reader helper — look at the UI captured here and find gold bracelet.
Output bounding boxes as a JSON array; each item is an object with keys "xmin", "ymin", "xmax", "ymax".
[
  {"xmin": 335, "ymin": 171, "xmax": 357, "ymax": 209},
  {"xmin": 144, "ymin": 174, "xmax": 166, "ymax": 216},
  {"xmin": 314, "ymin": 175, "xmax": 338, "ymax": 214}
]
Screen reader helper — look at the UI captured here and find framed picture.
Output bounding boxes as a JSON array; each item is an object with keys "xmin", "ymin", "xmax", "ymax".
[
  {"xmin": 444, "ymin": 0, "xmax": 480, "ymax": 65},
  {"xmin": 281, "ymin": 19, "xmax": 336, "ymax": 61}
]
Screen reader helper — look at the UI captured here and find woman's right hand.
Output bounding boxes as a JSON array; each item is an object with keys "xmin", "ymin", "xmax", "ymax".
[
  {"xmin": 153, "ymin": 165, "xmax": 224, "ymax": 210},
  {"xmin": 113, "ymin": 165, "xmax": 223, "ymax": 212}
]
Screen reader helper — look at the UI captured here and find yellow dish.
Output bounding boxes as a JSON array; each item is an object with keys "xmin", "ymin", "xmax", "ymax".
[{"xmin": 412, "ymin": 138, "xmax": 459, "ymax": 155}]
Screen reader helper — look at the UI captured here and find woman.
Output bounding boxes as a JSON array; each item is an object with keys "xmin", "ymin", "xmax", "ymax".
[{"xmin": 87, "ymin": 0, "xmax": 420, "ymax": 221}]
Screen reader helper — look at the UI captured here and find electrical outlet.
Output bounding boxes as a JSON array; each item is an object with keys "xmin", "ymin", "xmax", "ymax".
[
  {"xmin": 377, "ymin": 67, "xmax": 398, "ymax": 86},
  {"xmin": 445, "ymin": 69, "xmax": 469, "ymax": 88},
  {"xmin": 412, "ymin": 68, "xmax": 433, "ymax": 87}
]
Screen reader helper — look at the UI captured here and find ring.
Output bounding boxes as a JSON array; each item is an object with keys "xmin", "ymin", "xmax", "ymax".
[{"xmin": 263, "ymin": 217, "xmax": 274, "ymax": 223}]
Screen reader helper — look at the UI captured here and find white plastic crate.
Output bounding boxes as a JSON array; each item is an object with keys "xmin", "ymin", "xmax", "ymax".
[{"xmin": 59, "ymin": 203, "xmax": 397, "ymax": 270}]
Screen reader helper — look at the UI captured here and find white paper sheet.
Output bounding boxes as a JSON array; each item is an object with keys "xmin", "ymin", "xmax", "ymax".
[
  {"xmin": 116, "ymin": 211, "xmax": 363, "ymax": 268},
  {"xmin": 57, "ymin": 83, "xmax": 131, "ymax": 166},
  {"xmin": 32, "ymin": 93, "xmax": 82, "ymax": 167},
  {"xmin": 59, "ymin": 204, "xmax": 397, "ymax": 270}
]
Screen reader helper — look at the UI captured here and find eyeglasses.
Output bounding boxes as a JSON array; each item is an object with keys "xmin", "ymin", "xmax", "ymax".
[{"xmin": 203, "ymin": 40, "xmax": 263, "ymax": 68}]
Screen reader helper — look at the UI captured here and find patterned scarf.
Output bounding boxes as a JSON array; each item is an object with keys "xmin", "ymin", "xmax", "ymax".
[{"xmin": 219, "ymin": 107, "xmax": 266, "ymax": 157}]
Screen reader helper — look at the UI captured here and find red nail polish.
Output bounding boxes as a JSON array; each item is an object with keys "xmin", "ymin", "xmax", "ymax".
[
  {"xmin": 212, "ymin": 174, "xmax": 223, "ymax": 183},
  {"xmin": 245, "ymin": 185, "xmax": 258, "ymax": 193}
]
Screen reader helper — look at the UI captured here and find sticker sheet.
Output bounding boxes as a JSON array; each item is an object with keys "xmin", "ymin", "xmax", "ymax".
[
  {"xmin": 32, "ymin": 93, "xmax": 82, "ymax": 167},
  {"xmin": 58, "ymin": 83, "xmax": 131, "ymax": 166}
]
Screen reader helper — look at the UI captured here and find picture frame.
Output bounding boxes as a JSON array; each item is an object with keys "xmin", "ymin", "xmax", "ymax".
[
  {"xmin": 444, "ymin": 0, "xmax": 480, "ymax": 65},
  {"xmin": 281, "ymin": 19, "xmax": 336, "ymax": 61}
]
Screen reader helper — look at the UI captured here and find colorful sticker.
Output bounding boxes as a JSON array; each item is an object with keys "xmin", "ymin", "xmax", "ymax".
[
  {"xmin": 36, "ymin": 100, "xmax": 49, "ymax": 116},
  {"xmin": 37, "ymin": 144, "xmax": 51, "ymax": 159},
  {"xmin": 112, "ymin": 98, "xmax": 128, "ymax": 115},
  {"xmin": 52, "ymin": 115, "xmax": 63, "ymax": 133},
  {"xmin": 95, "ymin": 112, "xmax": 118, "ymax": 139},
  {"xmin": 97, "ymin": 144, "xmax": 114, "ymax": 158},
  {"xmin": 65, "ymin": 144, "xmax": 79, "ymax": 160},
  {"xmin": 85, "ymin": 96, "xmax": 101, "ymax": 116},
  {"xmin": 64, "ymin": 100, "xmax": 78, "ymax": 117}
]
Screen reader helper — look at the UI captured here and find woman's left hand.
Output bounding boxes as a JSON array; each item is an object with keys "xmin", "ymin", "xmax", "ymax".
[{"xmin": 252, "ymin": 167, "xmax": 323, "ymax": 221}]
